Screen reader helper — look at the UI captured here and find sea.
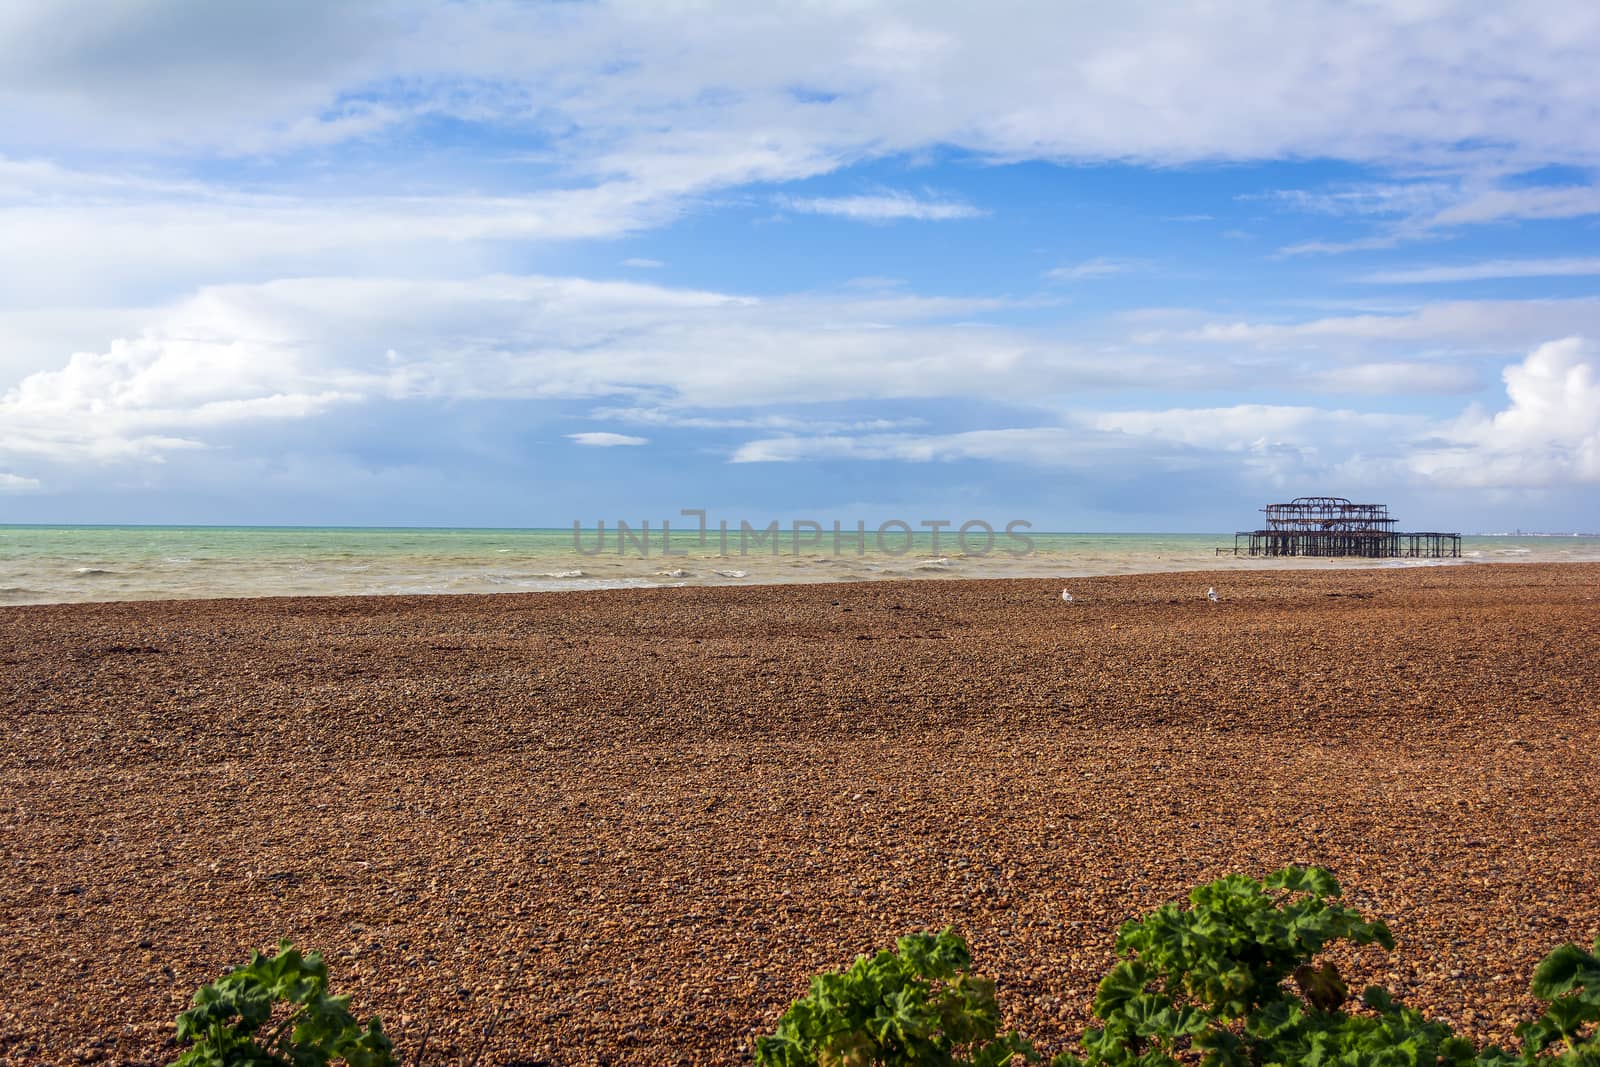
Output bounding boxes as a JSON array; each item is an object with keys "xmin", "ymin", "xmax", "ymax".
[{"xmin": 2, "ymin": 525, "xmax": 1598, "ymax": 606}]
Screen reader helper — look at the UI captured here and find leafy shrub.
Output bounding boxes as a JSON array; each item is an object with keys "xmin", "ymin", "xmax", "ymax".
[
  {"xmin": 172, "ymin": 940, "xmax": 394, "ymax": 1067},
  {"xmin": 753, "ymin": 927, "xmax": 1038, "ymax": 1067},
  {"xmin": 1495, "ymin": 938, "xmax": 1600, "ymax": 1067},
  {"xmin": 1051, "ymin": 866, "xmax": 1600, "ymax": 1067}
]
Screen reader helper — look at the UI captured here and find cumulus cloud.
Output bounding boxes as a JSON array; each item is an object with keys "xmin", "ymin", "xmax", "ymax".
[
  {"xmin": 0, "ymin": 325, "xmax": 361, "ymax": 463},
  {"xmin": 3, "ymin": 4, "xmax": 1597, "ymax": 524},
  {"xmin": 1412, "ymin": 338, "xmax": 1600, "ymax": 486},
  {"xmin": 0, "ymin": 273, "xmax": 1220, "ymax": 466},
  {"xmin": 3, "ymin": 269, "xmax": 1596, "ymax": 497},
  {"xmin": 567, "ymin": 432, "xmax": 648, "ymax": 447}
]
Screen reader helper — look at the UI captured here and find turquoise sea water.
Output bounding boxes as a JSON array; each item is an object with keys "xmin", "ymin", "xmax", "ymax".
[{"xmin": 2, "ymin": 525, "xmax": 1598, "ymax": 605}]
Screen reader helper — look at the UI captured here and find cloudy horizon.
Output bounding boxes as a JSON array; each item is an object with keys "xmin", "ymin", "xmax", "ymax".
[{"xmin": 2, "ymin": 1, "xmax": 1598, "ymax": 532}]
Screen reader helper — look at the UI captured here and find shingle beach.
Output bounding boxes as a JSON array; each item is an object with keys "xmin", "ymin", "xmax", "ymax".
[{"xmin": 3, "ymin": 564, "xmax": 1597, "ymax": 1065}]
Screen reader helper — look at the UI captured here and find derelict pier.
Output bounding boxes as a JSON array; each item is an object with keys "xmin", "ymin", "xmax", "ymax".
[{"xmin": 1234, "ymin": 496, "xmax": 1460, "ymax": 558}]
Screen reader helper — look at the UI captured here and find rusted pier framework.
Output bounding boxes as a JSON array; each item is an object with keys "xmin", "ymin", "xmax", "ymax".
[{"xmin": 1234, "ymin": 496, "xmax": 1460, "ymax": 558}]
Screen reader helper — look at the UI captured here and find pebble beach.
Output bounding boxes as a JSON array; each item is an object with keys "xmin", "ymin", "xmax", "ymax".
[{"xmin": 3, "ymin": 563, "xmax": 1598, "ymax": 1065}]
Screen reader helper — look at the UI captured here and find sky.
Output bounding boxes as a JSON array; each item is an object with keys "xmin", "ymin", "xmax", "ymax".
[{"xmin": 2, "ymin": 1, "xmax": 1599, "ymax": 533}]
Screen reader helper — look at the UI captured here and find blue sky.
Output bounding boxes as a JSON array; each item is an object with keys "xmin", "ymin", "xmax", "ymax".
[{"xmin": 2, "ymin": 2, "xmax": 1598, "ymax": 532}]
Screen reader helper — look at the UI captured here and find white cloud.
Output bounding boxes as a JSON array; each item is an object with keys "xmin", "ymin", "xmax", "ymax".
[
  {"xmin": 1277, "ymin": 233, "xmax": 1413, "ymax": 257},
  {"xmin": 622, "ymin": 258, "xmax": 664, "ymax": 269},
  {"xmin": 4, "ymin": 4, "xmax": 1598, "ymax": 520},
  {"xmin": 729, "ymin": 340, "xmax": 1600, "ymax": 489},
  {"xmin": 5, "ymin": 269, "xmax": 1596, "ymax": 494},
  {"xmin": 779, "ymin": 192, "xmax": 985, "ymax": 222},
  {"xmin": 1413, "ymin": 338, "xmax": 1600, "ymax": 486},
  {"xmin": 1266, "ymin": 179, "xmax": 1600, "ymax": 255},
  {"xmin": 1046, "ymin": 258, "xmax": 1140, "ymax": 281},
  {"xmin": 1148, "ymin": 298, "xmax": 1600, "ymax": 351},
  {"xmin": 1306, "ymin": 362, "xmax": 1480, "ymax": 394},
  {"xmin": 1431, "ymin": 185, "xmax": 1600, "ymax": 226},
  {"xmin": 730, "ymin": 405, "xmax": 1421, "ymax": 470},
  {"xmin": 1090, "ymin": 404, "xmax": 1423, "ymax": 452},
  {"xmin": 0, "ymin": 274, "xmax": 1221, "ymax": 465},
  {"xmin": 727, "ymin": 409, "xmax": 1417, "ymax": 490},
  {"xmin": 0, "ymin": 159, "xmax": 695, "ymax": 304},
  {"xmin": 1361, "ymin": 257, "xmax": 1600, "ymax": 284},
  {"xmin": 1257, "ymin": 182, "xmax": 1455, "ymax": 218},
  {"xmin": 0, "ymin": 2, "xmax": 416, "ymax": 152},
  {"xmin": 592, "ymin": 407, "xmax": 924, "ymax": 433},
  {"xmin": 0, "ymin": 318, "xmax": 365, "ymax": 463},
  {"xmin": 567, "ymin": 432, "xmax": 648, "ymax": 447},
  {"xmin": 6, "ymin": 3, "xmax": 1599, "ymax": 171},
  {"xmin": 730, "ymin": 427, "xmax": 1144, "ymax": 467},
  {"xmin": 0, "ymin": 304, "xmax": 156, "ymax": 381},
  {"xmin": 0, "ymin": 4, "xmax": 1594, "ymax": 306},
  {"xmin": 0, "ymin": 471, "xmax": 41, "ymax": 491}
]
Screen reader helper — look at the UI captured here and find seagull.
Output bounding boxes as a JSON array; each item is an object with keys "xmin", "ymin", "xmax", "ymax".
[
  {"xmin": 1061, "ymin": 589, "xmax": 1074, "ymax": 603},
  {"xmin": 1207, "ymin": 586, "xmax": 1219, "ymax": 603}
]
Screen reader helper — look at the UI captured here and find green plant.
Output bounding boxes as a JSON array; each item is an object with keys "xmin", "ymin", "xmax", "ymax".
[
  {"xmin": 1494, "ymin": 937, "xmax": 1600, "ymax": 1067},
  {"xmin": 754, "ymin": 927, "xmax": 1038, "ymax": 1067},
  {"xmin": 1050, "ymin": 866, "xmax": 1600, "ymax": 1067},
  {"xmin": 172, "ymin": 940, "xmax": 394, "ymax": 1067}
]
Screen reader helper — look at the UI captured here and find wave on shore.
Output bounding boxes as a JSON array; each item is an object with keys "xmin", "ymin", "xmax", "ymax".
[{"xmin": 3, "ymin": 526, "xmax": 1599, "ymax": 606}]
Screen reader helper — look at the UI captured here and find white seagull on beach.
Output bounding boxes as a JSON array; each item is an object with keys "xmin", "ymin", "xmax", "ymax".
[
  {"xmin": 1061, "ymin": 589, "xmax": 1074, "ymax": 603},
  {"xmin": 1207, "ymin": 586, "xmax": 1219, "ymax": 603}
]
